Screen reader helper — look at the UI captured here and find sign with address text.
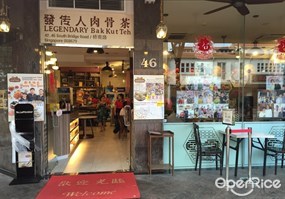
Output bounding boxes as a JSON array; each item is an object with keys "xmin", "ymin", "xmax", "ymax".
[{"xmin": 40, "ymin": 9, "xmax": 134, "ymax": 47}]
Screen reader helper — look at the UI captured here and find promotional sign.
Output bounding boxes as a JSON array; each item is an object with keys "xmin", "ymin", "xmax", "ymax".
[
  {"xmin": 7, "ymin": 74, "xmax": 45, "ymax": 122},
  {"xmin": 222, "ymin": 109, "xmax": 235, "ymax": 125},
  {"xmin": 40, "ymin": 9, "xmax": 134, "ymax": 47},
  {"xmin": 133, "ymin": 75, "xmax": 164, "ymax": 120}
]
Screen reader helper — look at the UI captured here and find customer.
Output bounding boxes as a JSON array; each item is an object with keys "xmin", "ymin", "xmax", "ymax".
[
  {"xmin": 119, "ymin": 101, "xmax": 128, "ymax": 138},
  {"xmin": 113, "ymin": 94, "xmax": 124, "ymax": 134},
  {"xmin": 97, "ymin": 95, "xmax": 108, "ymax": 132}
]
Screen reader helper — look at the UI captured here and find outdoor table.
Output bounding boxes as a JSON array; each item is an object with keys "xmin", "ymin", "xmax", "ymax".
[{"xmin": 220, "ymin": 129, "xmax": 275, "ymax": 183}]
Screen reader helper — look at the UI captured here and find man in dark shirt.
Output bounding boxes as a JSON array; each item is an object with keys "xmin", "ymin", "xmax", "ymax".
[
  {"xmin": 27, "ymin": 88, "xmax": 37, "ymax": 101},
  {"xmin": 36, "ymin": 89, "xmax": 44, "ymax": 101}
]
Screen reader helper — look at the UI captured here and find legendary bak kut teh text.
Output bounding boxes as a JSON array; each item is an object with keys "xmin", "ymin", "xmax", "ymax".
[{"xmin": 41, "ymin": 13, "xmax": 133, "ymax": 44}]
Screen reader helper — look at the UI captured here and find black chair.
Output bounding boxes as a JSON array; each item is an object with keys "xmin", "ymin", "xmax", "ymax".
[
  {"xmin": 264, "ymin": 129, "xmax": 285, "ymax": 175},
  {"xmin": 193, "ymin": 123, "xmax": 223, "ymax": 175}
]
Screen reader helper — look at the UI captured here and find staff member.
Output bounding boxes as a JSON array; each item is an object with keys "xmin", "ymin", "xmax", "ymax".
[{"xmin": 113, "ymin": 94, "xmax": 124, "ymax": 134}]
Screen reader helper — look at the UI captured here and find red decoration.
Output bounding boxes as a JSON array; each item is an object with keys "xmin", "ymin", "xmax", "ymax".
[
  {"xmin": 277, "ymin": 38, "xmax": 285, "ymax": 53},
  {"xmin": 49, "ymin": 71, "xmax": 56, "ymax": 93},
  {"xmin": 194, "ymin": 36, "xmax": 214, "ymax": 60}
]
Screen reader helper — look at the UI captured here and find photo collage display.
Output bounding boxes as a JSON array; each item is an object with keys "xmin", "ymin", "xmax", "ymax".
[
  {"xmin": 177, "ymin": 61, "xmax": 229, "ymax": 119},
  {"xmin": 257, "ymin": 89, "xmax": 285, "ymax": 119}
]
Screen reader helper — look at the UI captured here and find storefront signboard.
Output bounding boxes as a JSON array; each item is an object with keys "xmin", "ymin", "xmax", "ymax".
[
  {"xmin": 40, "ymin": 9, "xmax": 134, "ymax": 47},
  {"xmin": 133, "ymin": 75, "xmax": 164, "ymax": 120},
  {"xmin": 7, "ymin": 74, "xmax": 45, "ymax": 122}
]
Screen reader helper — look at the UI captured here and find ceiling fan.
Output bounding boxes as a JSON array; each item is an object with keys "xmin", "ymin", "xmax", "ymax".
[{"xmin": 204, "ymin": 0, "xmax": 284, "ymax": 16}]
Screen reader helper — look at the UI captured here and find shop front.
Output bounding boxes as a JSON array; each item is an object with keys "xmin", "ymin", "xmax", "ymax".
[
  {"xmin": 0, "ymin": 0, "xmax": 285, "ymax": 179},
  {"xmin": 161, "ymin": 1, "xmax": 285, "ymax": 171}
]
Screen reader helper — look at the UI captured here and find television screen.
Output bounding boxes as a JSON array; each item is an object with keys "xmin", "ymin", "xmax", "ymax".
[{"xmin": 257, "ymin": 90, "xmax": 285, "ymax": 119}]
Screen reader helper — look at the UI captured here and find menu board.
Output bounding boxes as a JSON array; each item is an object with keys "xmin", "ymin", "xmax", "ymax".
[
  {"xmin": 133, "ymin": 75, "xmax": 164, "ymax": 120},
  {"xmin": 7, "ymin": 74, "xmax": 45, "ymax": 122}
]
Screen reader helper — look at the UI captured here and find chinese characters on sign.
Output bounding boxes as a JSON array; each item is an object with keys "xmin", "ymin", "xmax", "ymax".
[
  {"xmin": 7, "ymin": 74, "xmax": 45, "ymax": 122},
  {"xmin": 194, "ymin": 36, "xmax": 214, "ymax": 60},
  {"xmin": 40, "ymin": 10, "xmax": 134, "ymax": 47},
  {"xmin": 59, "ymin": 178, "xmax": 126, "ymax": 197}
]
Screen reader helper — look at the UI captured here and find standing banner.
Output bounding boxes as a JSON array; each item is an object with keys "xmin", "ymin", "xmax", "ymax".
[
  {"xmin": 7, "ymin": 74, "xmax": 45, "ymax": 122},
  {"xmin": 133, "ymin": 75, "xmax": 164, "ymax": 120}
]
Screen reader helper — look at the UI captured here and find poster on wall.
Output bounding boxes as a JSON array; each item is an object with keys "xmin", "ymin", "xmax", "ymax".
[
  {"xmin": 7, "ymin": 74, "xmax": 45, "ymax": 122},
  {"xmin": 257, "ymin": 89, "xmax": 285, "ymax": 119},
  {"xmin": 194, "ymin": 62, "xmax": 213, "ymax": 76},
  {"xmin": 266, "ymin": 76, "xmax": 283, "ymax": 90},
  {"xmin": 133, "ymin": 75, "xmax": 164, "ymax": 120}
]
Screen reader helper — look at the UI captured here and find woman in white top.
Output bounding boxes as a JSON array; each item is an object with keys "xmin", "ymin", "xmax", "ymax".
[{"xmin": 264, "ymin": 105, "xmax": 273, "ymax": 117}]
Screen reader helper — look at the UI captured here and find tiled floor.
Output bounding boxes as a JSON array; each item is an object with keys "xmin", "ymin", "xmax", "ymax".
[{"xmin": 51, "ymin": 123, "xmax": 130, "ymax": 174}]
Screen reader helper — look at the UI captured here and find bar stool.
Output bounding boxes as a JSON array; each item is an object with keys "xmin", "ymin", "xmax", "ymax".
[{"xmin": 79, "ymin": 115, "xmax": 97, "ymax": 139}]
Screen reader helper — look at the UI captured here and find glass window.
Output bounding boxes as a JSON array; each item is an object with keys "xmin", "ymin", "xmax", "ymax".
[
  {"xmin": 163, "ymin": 0, "xmax": 285, "ymax": 123},
  {"xmin": 49, "ymin": 0, "xmax": 124, "ymax": 10},
  {"xmin": 164, "ymin": 41, "xmax": 285, "ymax": 122},
  {"xmin": 75, "ymin": 0, "xmax": 99, "ymax": 9},
  {"xmin": 49, "ymin": 0, "xmax": 73, "ymax": 8},
  {"xmin": 101, "ymin": 0, "xmax": 124, "ymax": 11}
]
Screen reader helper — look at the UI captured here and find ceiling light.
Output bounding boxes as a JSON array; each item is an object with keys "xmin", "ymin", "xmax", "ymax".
[
  {"xmin": 156, "ymin": 0, "xmax": 167, "ymax": 39},
  {"xmin": 251, "ymin": 40, "xmax": 263, "ymax": 56},
  {"xmin": 45, "ymin": 51, "xmax": 53, "ymax": 56},
  {"xmin": 44, "ymin": 69, "xmax": 51, "ymax": 74},
  {"xmin": 52, "ymin": 65, "xmax": 59, "ymax": 70},
  {"xmin": 0, "ymin": 0, "xmax": 10, "ymax": 32},
  {"xmin": 156, "ymin": 22, "xmax": 167, "ymax": 39},
  {"xmin": 87, "ymin": 48, "xmax": 104, "ymax": 54},
  {"xmin": 102, "ymin": 62, "xmax": 112, "ymax": 72},
  {"xmin": 50, "ymin": 57, "xmax": 57, "ymax": 63}
]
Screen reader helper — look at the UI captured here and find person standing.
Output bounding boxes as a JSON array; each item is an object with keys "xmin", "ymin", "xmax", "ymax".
[
  {"xmin": 97, "ymin": 95, "xmax": 108, "ymax": 132},
  {"xmin": 119, "ymin": 101, "xmax": 128, "ymax": 138},
  {"xmin": 113, "ymin": 94, "xmax": 124, "ymax": 134}
]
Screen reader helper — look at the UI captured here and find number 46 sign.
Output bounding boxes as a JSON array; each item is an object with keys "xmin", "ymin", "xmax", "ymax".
[{"xmin": 141, "ymin": 58, "xmax": 158, "ymax": 68}]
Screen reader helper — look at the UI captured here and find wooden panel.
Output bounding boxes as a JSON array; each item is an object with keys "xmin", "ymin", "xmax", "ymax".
[{"xmin": 132, "ymin": 0, "xmax": 164, "ymax": 173}]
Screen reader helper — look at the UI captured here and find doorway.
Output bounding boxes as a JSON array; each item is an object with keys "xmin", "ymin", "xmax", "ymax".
[{"xmin": 43, "ymin": 46, "xmax": 132, "ymax": 174}]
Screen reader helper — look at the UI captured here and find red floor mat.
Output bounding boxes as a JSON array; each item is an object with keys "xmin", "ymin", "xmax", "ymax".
[{"xmin": 36, "ymin": 172, "xmax": 140, "ymax": 199}]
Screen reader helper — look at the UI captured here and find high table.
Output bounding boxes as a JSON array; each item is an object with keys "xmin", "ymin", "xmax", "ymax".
[
  {"xmin": 220, "ymin": 129, "xmax": 274, "ymax": 182},
  {"xmin": 79, "ymin": 115, "xmax": 97, "ymax": 139}
]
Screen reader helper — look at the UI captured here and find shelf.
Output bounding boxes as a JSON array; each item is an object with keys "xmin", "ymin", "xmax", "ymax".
[{"xmin": 61, "ymin": 71, "xmax": 100, "ymax": 88}]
